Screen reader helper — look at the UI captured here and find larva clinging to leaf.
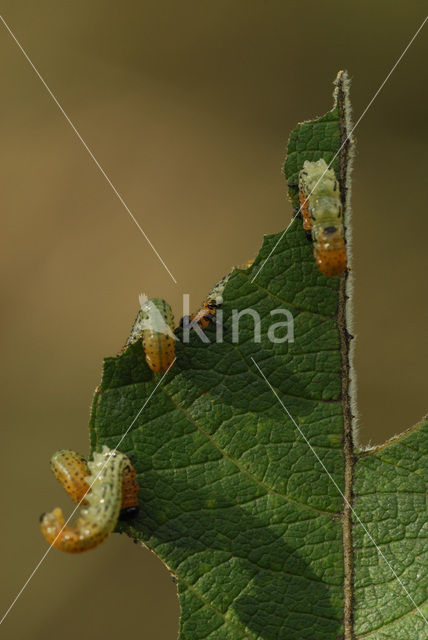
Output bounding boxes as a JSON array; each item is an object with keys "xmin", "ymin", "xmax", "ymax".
[
  {"xmin": 298, "ymin": 158, "xmax": 347, "ymax": 277},
  {"xmin": 40, "ymin": 447, "xmax": 139, "ymax": 553},
  {"xmin": 126, "ymin": 295, "xmax": 176, "ymax": 373},
  {"xmin": 49, "ymin": 449, "xmax": 139, "ymax": 520},
  {"xmin": 180, "ymin": 273, "xmax": 230, "ymax": 331}
]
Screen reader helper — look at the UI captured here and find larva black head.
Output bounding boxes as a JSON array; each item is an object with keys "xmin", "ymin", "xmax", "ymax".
[
  {"xmin": 39, "ymin": 512, "xmax": 46, "ymax": 522},
  {"xmin": 119, "ymin": 506, "xmax": 140, "ymax": 521},
  {"xmin": 208, "ymin": 296, "xmax": 223, "ymax": 309},
  {"xmin": 322, "ymin": 226, "xmax": 338, "ymax": 235}
]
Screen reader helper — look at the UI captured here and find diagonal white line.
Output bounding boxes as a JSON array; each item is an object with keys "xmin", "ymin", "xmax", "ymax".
[
  {"xmin": 251, "ymin": 15, "xmax": 428, "ymax": 283},
  {"xmin": 251, "ymin": 356, "xmax": 428, "ymax": 627},
  {"xmin": 0, "ymin": 358, "xmax": 176, "ymax": 626},
  {"xmin": 0, "ymin": 14, "xmax": 177, "ymax": 285}
]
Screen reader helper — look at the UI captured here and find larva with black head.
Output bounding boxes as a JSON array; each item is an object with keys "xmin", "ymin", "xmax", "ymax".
[
  {"xmin": 187, "ymin": 298, "xmax": 221, "ymax": 329},
  {"xmin": 298, "ymin": 158, "xmax": 347, "ymax": 277},
  {"xmin": 40, "ymin": 446, "xmax": 139, "ymax": 553},
  {"xmin": 180, "ymin": 274, "xmax": 230, "ymax": 331}
]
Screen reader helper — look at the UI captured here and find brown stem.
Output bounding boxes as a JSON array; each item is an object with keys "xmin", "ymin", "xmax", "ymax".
[{"xmin": 336, "ymin": 70, "xmax": 356, "ymax": 640}]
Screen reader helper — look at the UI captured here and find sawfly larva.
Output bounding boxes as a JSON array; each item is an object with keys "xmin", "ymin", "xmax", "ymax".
[
  {"xmin": 298, "ymin": 158, "xmax": 346, "ymax": 277},
  {"xmin": 40, "ymin": 447, "xmax": 139, "ymax": 553},
  {"xmin": 126, "ymin": 295, "xmax": 176, "ymax": 372},
  {"xmin": 49, "ymin": 449, "xmax": 139, "ymax": 520}
]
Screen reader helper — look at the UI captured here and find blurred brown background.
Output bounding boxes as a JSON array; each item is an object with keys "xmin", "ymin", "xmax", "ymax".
[{"xmin": 1, "ymin": 2, "xmax": 426, "ymax": 638}]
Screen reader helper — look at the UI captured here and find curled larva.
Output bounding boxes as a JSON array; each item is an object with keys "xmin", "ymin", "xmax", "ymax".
[
  {"xmin": 298, "ymin": 158, "xmax": 346, "ymax": 277},
  {"xmin": 41, "ymin": 447, "xmax": 137, "ymax": 553},
  {"xmin": 49, "ymin": 449, "xmax": 139, "ymax": 521},
  {"xmin": 126, "ymin": 295, "xmax": 176, "ymax": 373}
]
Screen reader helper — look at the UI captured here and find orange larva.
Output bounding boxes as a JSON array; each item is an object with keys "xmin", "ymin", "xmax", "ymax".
[
  {"xmin": 188, "ymin": 298, "xmax": 220, "ymax": 329},
  {"xmin": 298, "ymin": 158, "xmax": 347, "ymax": 277},
  {"xmin": 126, "ymin": 295, "xmax": 176, "ymax": 373},
  {"xmin": 180, "ymin": 274, "xmax": 230, "ymax": 331},
  {"xmin": 40, "ymin": 447, "xmax": 139, "ymax": 553}
]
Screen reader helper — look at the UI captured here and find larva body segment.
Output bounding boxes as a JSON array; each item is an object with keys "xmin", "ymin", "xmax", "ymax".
[
  {"xmin": 206, "ymin": 273, "xmax": 230, "ymax": 304},
  {"xmin": 126, "ymin": 297, "xmax": 175, "ymax": 373},
  {"xmin": 298, "ymin": 189, "xmax": 312, "ymax": 231},
  {"xmin": 298, "ymin": 158, "xmax": 347, "ymax": 277},
  {"xmin": 119, "ymin": 459, "xmax": 140, "ymax": 520},
  {"xmin": 188, "ymin": 300, "xmax": 218, "ymax": 329},
  {"xmin": 41, "ymin": 447, "xmax": 132, "ymax": 553},
  {"xmin": 50, "ymin": 450, "xmax": 90, "ymax": 505}
]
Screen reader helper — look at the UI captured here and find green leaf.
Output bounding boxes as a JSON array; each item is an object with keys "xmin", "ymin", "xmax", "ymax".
[
  {"xmin": 353, "ymin": 422, "xmax": 428, "ymax": 639},
  {"xmin": 89, "ymin": 71, "xmax": 427, "ymax": 639}
]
